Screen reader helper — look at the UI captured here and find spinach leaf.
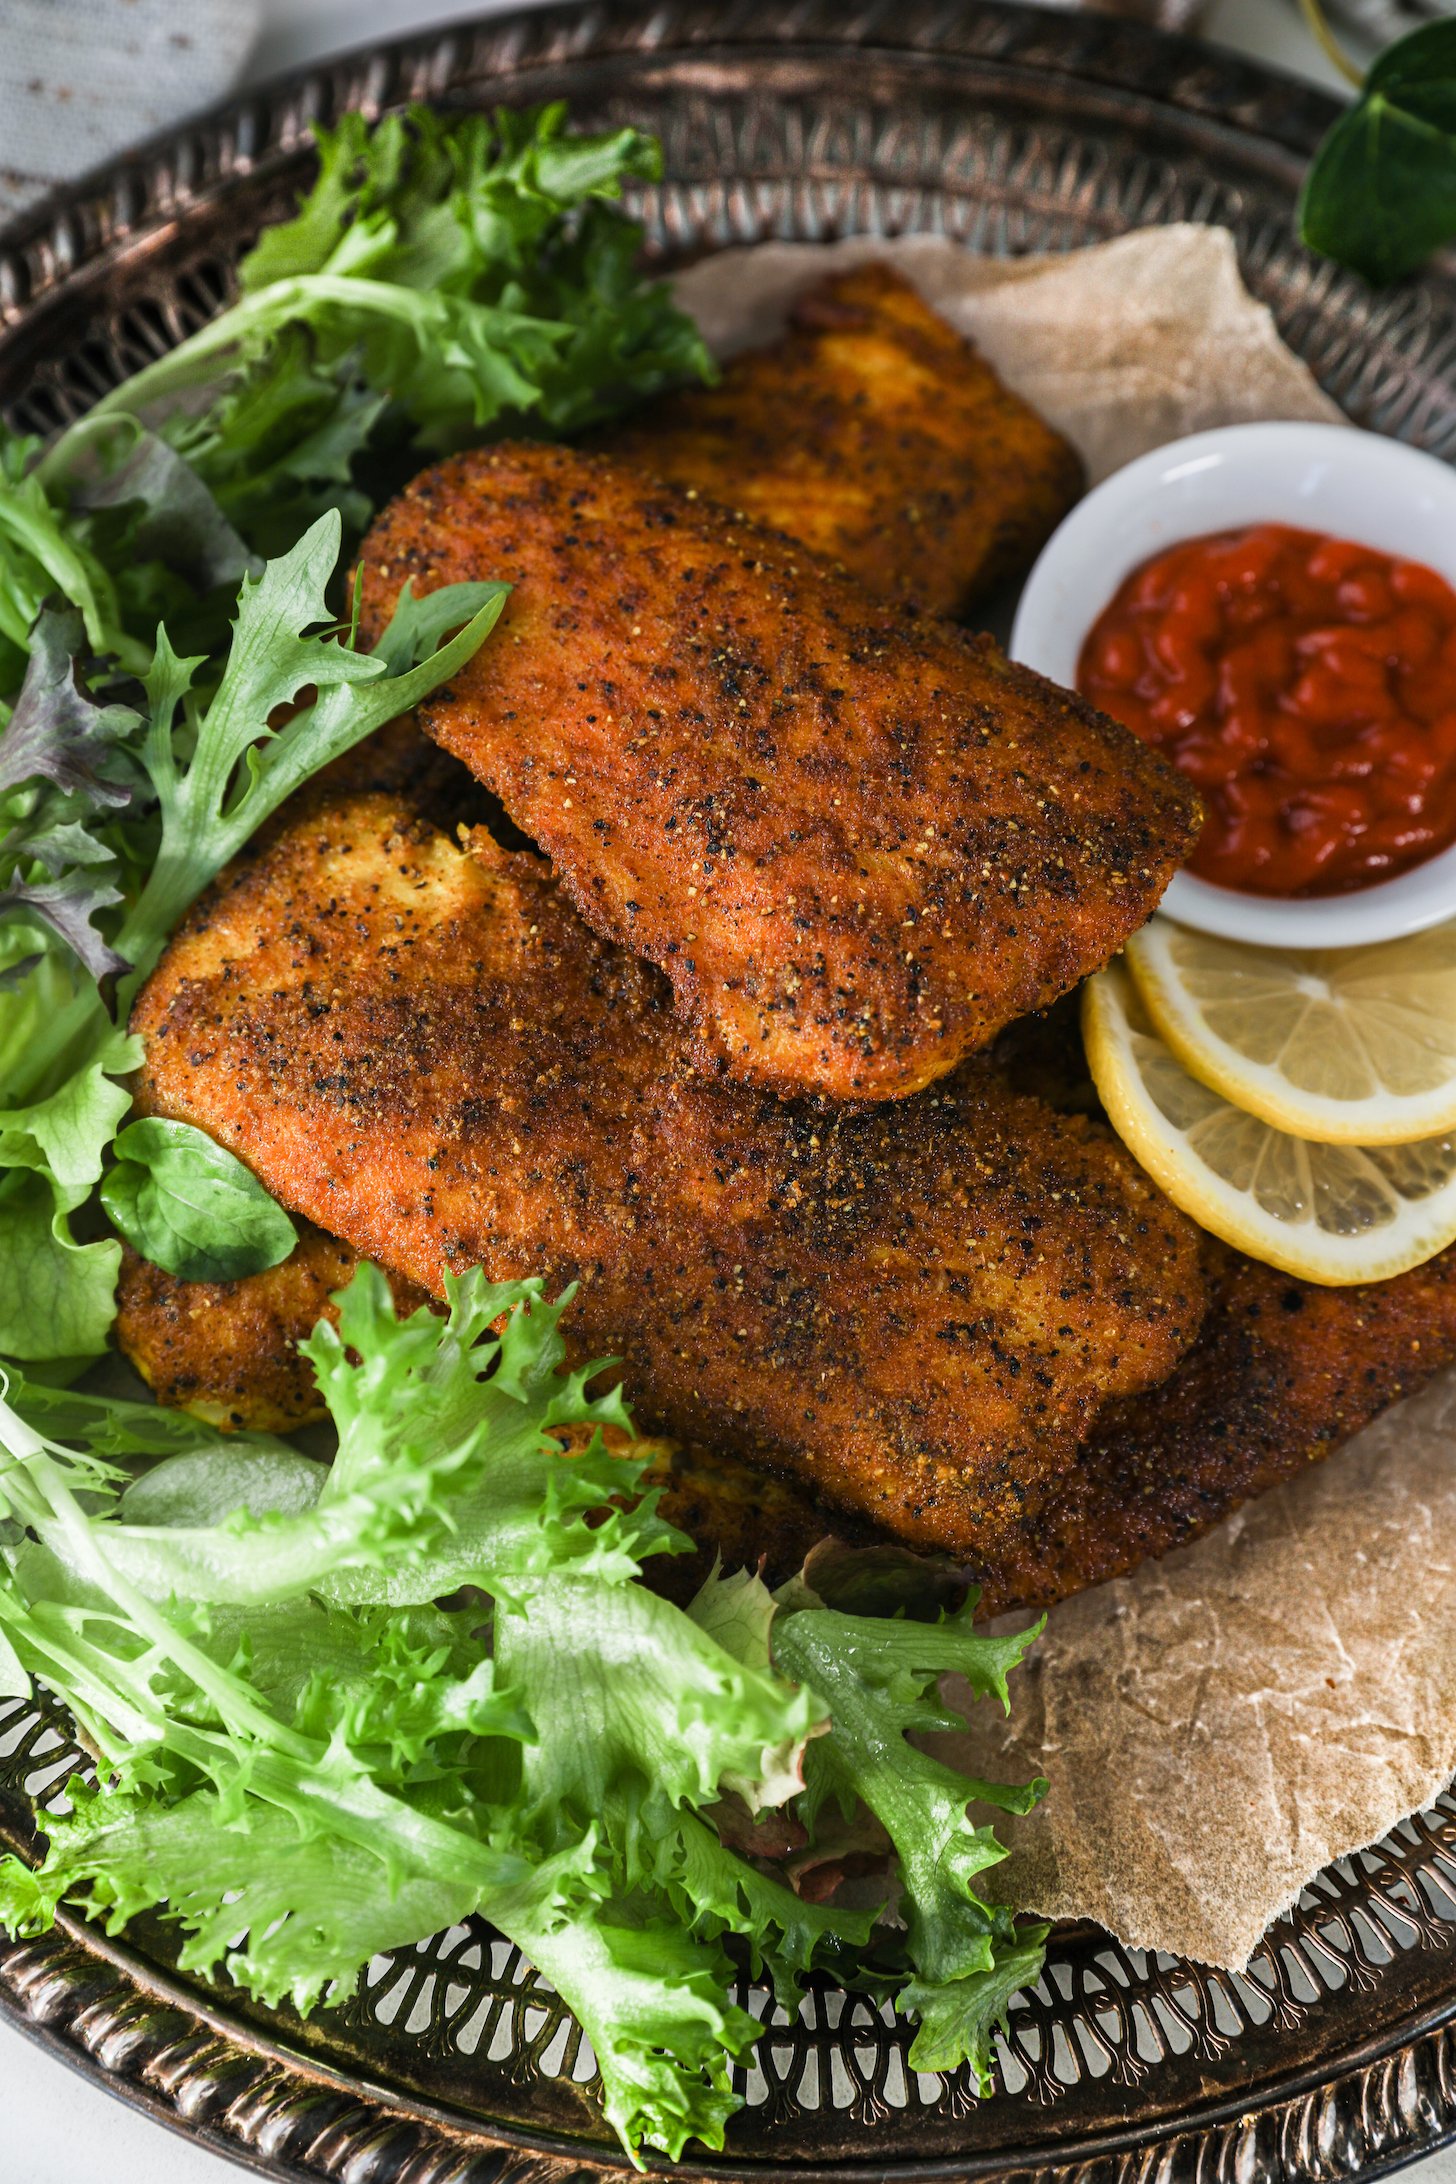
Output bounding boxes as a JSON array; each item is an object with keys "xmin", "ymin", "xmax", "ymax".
[
  {"xmin": 1300, "ymin": 21, "xmax": 1456, "ymax": 284},
  {"xmin": 100, "ymin": 1117, "xmax": 297, "ymax": 1283}
]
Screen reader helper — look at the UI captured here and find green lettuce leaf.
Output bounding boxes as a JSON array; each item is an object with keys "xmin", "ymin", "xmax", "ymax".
[
  {"xmin": 0, "ymin": 521, "xmax": 502, "ymax": 1357},
  {"xmin": 114, "ymin": 515, "xmax": 507, "ymax": 990},
  {"xmin": 0, "ymin": 1026, "xmax": 138, "ymax": 1189},
  {"xmin": 772, "ymin": 1596, "xmax": 1048, "ymax": 2089},
  {"xmin": 73, "ymin": 103, "xmax": 711, "ymax": 564},
  {"xmin": 0, "ymin": 1273, "xmax": 1047, "ymax": 2162},
  {"xmin": 99, "ymin": 1117, "xmax": 297, "ymax": 1282},
  {"xmin": 0, "ymin": 1169, "xmax": 121, "ymax": 1360}
]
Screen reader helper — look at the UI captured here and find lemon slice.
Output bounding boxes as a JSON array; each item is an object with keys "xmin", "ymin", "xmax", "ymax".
[
  {"xmin": 1083, "ymin": 958, "xmax": 1456, "ymax": 1284},
  {"xmin": 1124, "ymin": 918, "xmax": 1456, "ymax": 1146}
]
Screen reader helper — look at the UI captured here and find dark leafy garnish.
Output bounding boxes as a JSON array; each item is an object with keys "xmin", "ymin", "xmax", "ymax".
[{"xmin": 1299, "ymin": 21, "xmax": 1456, "ymax": 284}]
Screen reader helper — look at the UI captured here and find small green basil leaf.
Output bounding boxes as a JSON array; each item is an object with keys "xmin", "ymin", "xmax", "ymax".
[
  {"xmin": 1299, "ymin": 22, "xmax": 1456, "ymax": 285},
  {"xmin": 100, "ymin": 1117, "xmax": 296, "ymax": 1283}
]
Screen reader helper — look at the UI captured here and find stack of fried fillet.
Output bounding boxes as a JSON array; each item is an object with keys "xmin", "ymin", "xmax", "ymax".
[{"xmin": 117, "ymin": 265, "xmax": 1456, "ymax": 1613}]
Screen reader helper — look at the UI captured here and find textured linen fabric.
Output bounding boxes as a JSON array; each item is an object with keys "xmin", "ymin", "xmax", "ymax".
[{"xmin": 0, "ymin": 0, "xmax": 259, "ymax": 221}]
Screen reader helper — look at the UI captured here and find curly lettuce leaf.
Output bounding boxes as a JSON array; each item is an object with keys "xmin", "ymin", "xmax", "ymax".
[
  {"xmin": 0, "ymin": 1274, "xmax": 1047, "ymax": 2162},
  {"xmin": 81, "ymin": 103, "xmax": 711, "ymax": 545},
  {"xmin": 771, "ymin": 1595, "xmax": 1048, "ymax": 2089},
  {"xmin": 115, "ymin": 514, "xmax": 507, "ymax": 991}
]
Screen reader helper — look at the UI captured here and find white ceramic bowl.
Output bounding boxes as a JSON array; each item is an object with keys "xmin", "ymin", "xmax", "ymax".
[{"xmin": 1009, "ymin": 421, "xmax": 1456, "ymax": 949}]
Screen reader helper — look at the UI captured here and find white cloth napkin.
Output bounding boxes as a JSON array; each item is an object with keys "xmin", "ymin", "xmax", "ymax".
[{"xmin": 0, "ymin": 0, "xmax": 260, "ymax": 222}]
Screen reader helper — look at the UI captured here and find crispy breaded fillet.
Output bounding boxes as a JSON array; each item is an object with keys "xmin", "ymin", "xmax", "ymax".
[
  {"xmin": 980, "ymin": 1239, "xmax": 1456, "ymax": 1615},
  {"xmin": 359, "ymin": 443, "xmax": 1199, "ymax": 1101},
  {"xmin": 115, "ymin": 1225, "xmax": 831, "ymax": 1596},
  {"xmin": 114, "ymin": 1230, "xmax": 428, "ymax": 1433},
  {"xmin": 128, "ymin": 794, "xmax": 1204, "ymax": 1564},
  {"xmin": 599, "ymin": 262, "xmax": 1083, "ymax": 617},
  {"xmin": 116, "ymin": 1221, "xmax": 1456, "ymax": 1615}
]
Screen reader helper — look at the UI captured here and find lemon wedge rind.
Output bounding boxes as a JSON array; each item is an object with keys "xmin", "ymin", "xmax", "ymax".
[{"xmin": 1082, "ymin": 958, "xmax": 1456, "ymax": 1286}]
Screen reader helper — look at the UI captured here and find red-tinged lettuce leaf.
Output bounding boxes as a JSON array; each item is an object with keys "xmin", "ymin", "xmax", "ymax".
[{"xmin": 0, "ymin": 604, "xmax": 142, "ymax": 807}]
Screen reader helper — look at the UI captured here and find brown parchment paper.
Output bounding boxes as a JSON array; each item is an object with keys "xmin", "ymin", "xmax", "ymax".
[{"xmin": 677, "ymin": 225, "xmax": 1449, "ymax": 1970}]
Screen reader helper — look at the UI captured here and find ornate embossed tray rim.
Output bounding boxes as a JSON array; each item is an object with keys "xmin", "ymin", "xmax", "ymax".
[{"xmin": 5, "ymin": 5, "xmax": 1456, "ymax": 2181}]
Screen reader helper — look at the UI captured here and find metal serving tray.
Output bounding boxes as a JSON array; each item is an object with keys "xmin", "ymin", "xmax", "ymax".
[{"xmin": 3, "ymin": 6, "xmax": 1456, "ymax": 2178}]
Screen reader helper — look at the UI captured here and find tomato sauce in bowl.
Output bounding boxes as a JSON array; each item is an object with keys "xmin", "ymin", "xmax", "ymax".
[{"xmin": 1077, "ymin": 522, "xmax": 1456, "ymax": 898}]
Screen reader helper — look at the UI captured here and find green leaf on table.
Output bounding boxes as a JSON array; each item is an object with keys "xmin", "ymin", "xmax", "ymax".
[
  {"xmin": 99, "ymin": 1117, "xmax": 297, "ymax": 1283},
  {"xmin": 1299, "ymin": 21, "xmax": 1456, "ymax": 284}
]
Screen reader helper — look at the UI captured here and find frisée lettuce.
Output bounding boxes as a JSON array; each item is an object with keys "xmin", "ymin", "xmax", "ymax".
[
  {"xmin": 0, "ymin": 102, "xmax": 712, "ymax": 692},
  {"xmin": 0, "ymin": 1271, "xmax": 1047, "ymax": 2162}
]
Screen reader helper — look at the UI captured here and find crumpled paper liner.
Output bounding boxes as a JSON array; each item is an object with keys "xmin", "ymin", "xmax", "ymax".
[
  {"xmin": 672, "ymin": 224, "xmax": 1343, "ymax": 486},
  {"xmin": 677, "ymin": 226, "xmax": 1448, "ymax": 1970}
]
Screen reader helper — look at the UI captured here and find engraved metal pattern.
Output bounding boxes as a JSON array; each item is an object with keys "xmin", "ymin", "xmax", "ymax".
[{"xmin": 2, "ymin": 5, "xmax": 1456, "ymax": 2178}]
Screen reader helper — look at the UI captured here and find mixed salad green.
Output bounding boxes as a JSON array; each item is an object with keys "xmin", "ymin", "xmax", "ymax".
[{"xmin": 0, "ymin": 104, "xmax": 1049, "ymax": 2161}]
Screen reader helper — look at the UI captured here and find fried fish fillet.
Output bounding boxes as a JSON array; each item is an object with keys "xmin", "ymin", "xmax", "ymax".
[
  {"xmin": 128, "ymin": 793, "xmax": 1204, "ymax": 1567},
  {"xmin": 358, "ymin": 443, "xmax": 1199, "ymax": 1102},
  {"xmin": 599, "ymin": 262, "xmax": 1084, "ymax": 617},
  {"xmin": 115, "ymin": 1211, "xmax": 1456, "ymax": 1616},
  {"xmin": 114, "ymin": 1226, "xmax": 832, "ymax": 1599},
  {"xmin": 979, "ymin": 1238, "xmax": 1456, "ymax": 1615},
  {"xmin": 114, "ymin": 1233, "xmax": 431, "ymax": 1433}
]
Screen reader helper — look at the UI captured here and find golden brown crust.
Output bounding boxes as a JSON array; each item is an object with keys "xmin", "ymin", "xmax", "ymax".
[
  {"xmin": 116, "ymin": 1214, "xmax": 1456, "ymax": 1615},
  {"xmin": 980, "ymin": 1238, "xmax": 1456, "ymax": 1613},
  {"xmin": 115, "ymin": 1229, "xmax": 431, "ymax": 1432},
  {"xmin": 599, "ymin": 262, "xmax": 1084, "ymax": 617},
  {"xmin": 358, "ymin": 442, "xmax": 1200, "ymax": 1102},
  {"xmin": 128, "ymin": 793, "xmax": 1205, "ymax": 1566}
]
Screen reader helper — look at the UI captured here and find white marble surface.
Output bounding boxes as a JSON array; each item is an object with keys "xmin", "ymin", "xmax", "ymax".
[{"xmin": 0, "ymin": 1, "xmax": 1446, "ymax": 2179}]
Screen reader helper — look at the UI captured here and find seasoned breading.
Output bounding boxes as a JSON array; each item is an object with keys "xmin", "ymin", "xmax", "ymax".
[
  {"xmin": 980, "ymin": 1238, "xmax": 1456, "ymax": 1615},
  {"xmin": 116, "ymin": 1217, "xmax": 1456, "ymax": 1615},
  {"xmin": 114, "ymin": 1231, "xmax": 429, "ymax": 1433},
  {"xmin": 359, "ymin": 443, "xmax": 1199, "ymax": 1101},
  {"xmin": 599, "ymin": 262, "xmax": 1084, "ymax": 616},
  {"xmin": 127, "ymin": 794, "xmax": 1204, "ymax": 1566},
  {"xmin": 115, "ymin": 1224, "xmax": 832, "ymax": 1597}
]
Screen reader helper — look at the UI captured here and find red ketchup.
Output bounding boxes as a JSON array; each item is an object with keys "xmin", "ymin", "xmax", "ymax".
[{"xmin": 1077, "ymin": 522, "xmax": 1456, "ymax": 897}]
